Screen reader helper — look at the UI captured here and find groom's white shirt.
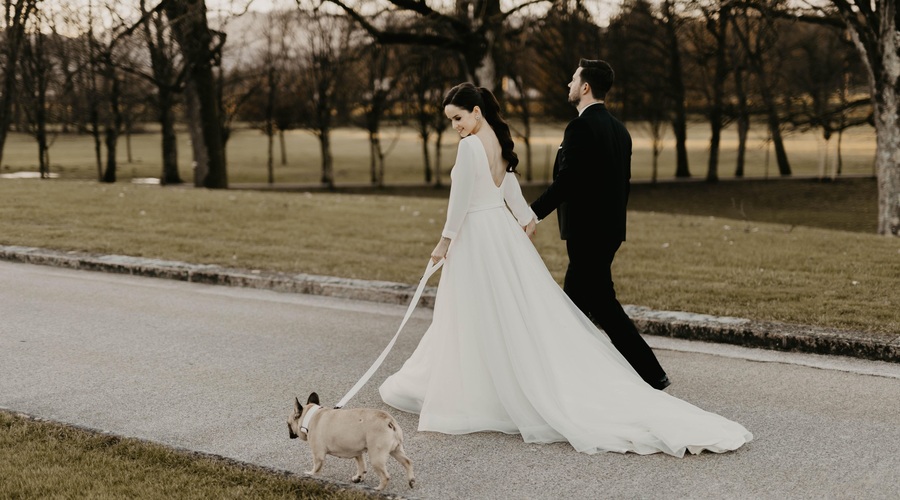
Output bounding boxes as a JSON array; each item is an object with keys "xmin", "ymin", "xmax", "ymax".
[{"xmin": 577, "ymin": 100, "xmax": 604, "ymax": 116}]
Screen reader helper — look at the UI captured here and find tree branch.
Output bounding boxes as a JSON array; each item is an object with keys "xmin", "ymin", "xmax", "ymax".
[
  {"xmin": 313, "ymin": 0, "xmax": 463, "ymax": 49},
  {"xmin": 324, "ymin": 0, "xmax": 469, "ymax": 33},
  {"xmin": 499, "ymin": 0, "xmax": 549, "ymax": 22}
]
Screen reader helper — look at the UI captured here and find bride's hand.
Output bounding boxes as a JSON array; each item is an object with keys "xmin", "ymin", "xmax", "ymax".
[
  {"xmin": 431, "ymin": 237, "xmax": 450, "ymax": 264},
  {"xmin": 524, "ymin": 218, "xmax": 537, "ymax": 239}
]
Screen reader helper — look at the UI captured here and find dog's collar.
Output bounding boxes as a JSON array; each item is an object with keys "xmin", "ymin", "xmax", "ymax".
[{"xmin": 299, "ymin": 404, "xmax": 322, "ymax": 436}]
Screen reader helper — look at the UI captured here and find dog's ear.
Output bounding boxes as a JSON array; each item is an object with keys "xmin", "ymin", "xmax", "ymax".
[
  {"xmin": 307, "ymin": 392, "xmax": 320, "ymax": 405},
  {"xmin": 294, "ymin": 397, "xmax": 302, "ymax": 413}
]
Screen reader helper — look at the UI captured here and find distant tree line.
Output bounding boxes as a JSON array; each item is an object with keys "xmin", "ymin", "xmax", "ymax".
[{"xmin": 0, "ymin": 0, "xmax": 897, "ymax": 235}]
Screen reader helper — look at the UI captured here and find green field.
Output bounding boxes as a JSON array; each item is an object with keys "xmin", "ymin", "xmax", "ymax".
[
  {"xmin": 0, "ymin": 411, "xmax": 373, "ymax": 499},
  {"xmin": 0, "ymin": 177, "xmax": 895, "ymax": 335},
  {"xmin": 1, "ymin": 121, "xmax": 877, "ymax": 184}
]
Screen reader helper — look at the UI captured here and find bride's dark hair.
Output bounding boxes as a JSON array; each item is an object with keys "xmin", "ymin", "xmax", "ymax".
[{"xmin": 442, "ymin": 83, "xmax": 519, "ymax": 173}]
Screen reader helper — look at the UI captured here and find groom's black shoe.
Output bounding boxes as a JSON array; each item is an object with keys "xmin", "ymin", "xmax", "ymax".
[{"xmin": 652, "ymin": 375, "xmax": 671, "ymax": 391}]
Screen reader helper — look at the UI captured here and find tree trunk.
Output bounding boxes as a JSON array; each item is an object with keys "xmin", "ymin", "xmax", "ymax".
[
  {"xmin": 267, "ymin": 126, "xmax": 275, "ymax": 184},
  {"xmin": 754, "ymin": 63, "xmax": 791, "ymax": 176},
  {"xmin": 102, "ymin": 126, "xmax": 118, "ymax": 183},
  {"xmin": 184, "ymin": 81, "xmax": 208, "ymax": 187},
  {"xmin": 36, "ymin": 90, "xmax": 49, "ymax": 179},
  {"xmin": 279, "ymin": 129, "xmax": 287, "ymax": 166},
  {"xmin": 369, "ymin": 129, "xmax": 386, "ymax": 187},
  {"xmin": 671, "ymin": 108, "xmax": 690, "ymax": 178},
  {"xmin": 873, "ymin": 81, "xmax": 899, "ymax": 235},
  {"xmin": 764, "ymin": 100, "xmax": 791, "ymax": 176},
  {"xmin": 706, "ymin": 4, "xmax": 730, "ymax": 183},
  {"xmin": 663, "ymin": 0, "xmax": 690, "ymax": 178},
  {"xmin": 101, "ymin": 70, "xmax": 122, "ymax": 183},
  {"xmin": 733, "ymin": 64, "xmax": 749, "ymax": 178},
  {"xmin": 193, "ymin": 59, "xmax": 227, "ymax": 188},
  {"xmin": 369, "ymin": 131, "xmax": 378, "ymax": 185},
  {"xmin": 91, "ymin": 102, "xmax": 103, "ymax": 181},
  {"xmin": 125, "ymin": 119, "xmax": 133, "ymax": 164},
  {"xmin": 420, "ymin": 131, "xmax": 432, "ymax": 184},
  {"xmin": 159, "ymin": 90, "xmax": 182, "ymax": 185},
  {"xmin": 319, "ymin": 132, "xmax": 334, "ymax": 188},
  {"xmin": 875, "ymin": 110, "xmax": 900, "ymax": 236},
  {"xmin": 517, "ymin": 82, "xmax": 533, "ymax": 182},
  {"xmin": 434, "ymin": 128, "xmax": 444, "ymax": 188},
  {"xmin": 266, "ymin": 63, "xmax": 276, "ymax": 185},
  {"xmin": 651, "ymin": 120, "xmax": 663, "ymax": 183}
]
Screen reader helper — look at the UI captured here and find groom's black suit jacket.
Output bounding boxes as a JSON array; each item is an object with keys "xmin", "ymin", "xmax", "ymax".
[{"xmin": 531, "ymin": 103, "xmax": 632, "ymax": 243}]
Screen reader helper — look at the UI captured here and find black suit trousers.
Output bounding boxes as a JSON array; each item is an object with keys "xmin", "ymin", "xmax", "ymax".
[{"xmin": 564, "ymin": 238, "xmax": 667, "ymax": 386}]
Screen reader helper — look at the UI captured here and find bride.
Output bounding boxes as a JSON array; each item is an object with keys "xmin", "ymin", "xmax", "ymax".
[{"xmin": 379, "ymin": 83, "xmax": 751, "ymax": 457}]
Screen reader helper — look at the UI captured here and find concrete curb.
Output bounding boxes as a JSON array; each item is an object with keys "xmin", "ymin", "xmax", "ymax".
[{"xmin": 3, "ymin": 244, "xmax": 897, "ymax": 364}]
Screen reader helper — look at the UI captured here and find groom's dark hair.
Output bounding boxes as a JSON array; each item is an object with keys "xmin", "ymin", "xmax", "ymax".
[{"xmin": 578, "ymin": 59, "xmax": 614, "ymax": 100}]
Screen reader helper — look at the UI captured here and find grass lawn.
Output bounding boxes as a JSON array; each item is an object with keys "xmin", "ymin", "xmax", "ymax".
[
  {"xmin": 0, "ymin": 177, "xmax": 896, "ymax": 335},
  {"xmin": 0, "ymin": 411, "xmax": 373, "ymax": 499}
]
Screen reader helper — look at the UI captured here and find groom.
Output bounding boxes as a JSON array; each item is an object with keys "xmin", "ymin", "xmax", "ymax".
[{"xmin": 528, "ymin": 59, "xmax": 670, "ymax": 390}]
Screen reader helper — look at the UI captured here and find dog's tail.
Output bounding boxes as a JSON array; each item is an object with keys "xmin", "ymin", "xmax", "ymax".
[{"xmin": 388, "ymin": 420, "xmax": 404, "ymax": 443}]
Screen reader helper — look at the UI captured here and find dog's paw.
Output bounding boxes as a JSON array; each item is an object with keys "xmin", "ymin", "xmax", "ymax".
[
  {"xmin": 351, "ymin": 474, "xmax": 363, "ymax": 483},
  {"xmin": 304, "ymin": 470, "xmax": 316, "ymax": 475},
  {"xmin": 409, "ymin": 478, "xmax": 416, "ymax": 488}
]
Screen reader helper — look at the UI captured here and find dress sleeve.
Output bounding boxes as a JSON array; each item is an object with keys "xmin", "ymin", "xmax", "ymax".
[
  {"xmin": 502, "ymin": 172, "xmax": 537, "ymax": 226},
  {"xmin": 441, "ymin": 139, "xmax": 478, "ymax": 240}
]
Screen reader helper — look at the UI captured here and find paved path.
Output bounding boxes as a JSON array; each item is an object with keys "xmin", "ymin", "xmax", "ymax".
[
  {"xmin": 3, "ymin": 244, "xmax": 897, "ymax": 363},
  {"xmin": 3, "ymin": 260, "xmax": 900, "ymax": 499}
]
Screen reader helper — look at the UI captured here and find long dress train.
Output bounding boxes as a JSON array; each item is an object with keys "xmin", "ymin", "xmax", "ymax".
[{"xmin": 380, "ymin": 135, "xmax": 752, "ymax": 457}]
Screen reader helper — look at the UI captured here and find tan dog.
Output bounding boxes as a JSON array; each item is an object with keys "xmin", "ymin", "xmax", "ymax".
[{"xmin": 287, "ymin": 392, "xmax": 415, "ymax": 491}]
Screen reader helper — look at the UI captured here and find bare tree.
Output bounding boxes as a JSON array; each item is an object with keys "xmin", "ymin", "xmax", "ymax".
[
  {"xmin": 687, "ymin": 0, "xmax": 733, "ymax": 182},
  {"xmin": 164, "ymin": 0, "xmax": 228, "ymax": 188},
  {"xmin": 605, "ymin": 0, "xmax": 691, "ymax": 178},
  {"xmin": 823, "ymin": 0, "xmax": 899, "ymax": 235},
  {"xmin": 19, "ymin": 10, "xmax": 56, "ymax": 178},
  {"xmin": 86, "ymin": 6, "xmax": 104, "ymax": 180},
  {"xmin": 0, "ymin": 0, "xmax": 39, "ymax": 168},
  {"xmin": 506, "ymin": 0, "xmax": 602, "ymax": 181},
  {"xmin": 731, "ymin": 1, "xmax": 792, "ymax": 177},
  {"xmin": 137, "ymin": 0, "xmax": 185, "ymax": 185},
  {"xmin": 252, "ymin": 9, "xmax": 292, "ymax": 184},
  {"xmin": 531, "ymin": 0, "xmax": 602, "ymax": 121},
  {"xmin": 321, "ymin": 0, "xmax": 550, "ymax": 90},
  {"xmin": 504, "ymin": 51, "xmax": 536, "ymax": 181},
  {"xmin": 97, "ymin": 46, "xmax": 124, "ymax": 183},
  {"xmin": 295, "ymin": 10, "xmax": 360, "ymax": 188},
  {"xmin": 404, "ymin": 45, "xmax": 458, "ymax": 185},
  {"xmin": 749, "ymin": 0, "xmax": 897, "ymax": 233},
  {"xmin": 608, "ymin": 0, "xmax": 670, "ymax": 183},
  {"xmin": 659, "ymin": 0, "xmax": 691, "ymax": 178},
  {"xmin": 358, "ymin": 41, "xmax": 403, "ymax": 187},
  {"xmin": 781, "ymin": 21, "xmax": 870, "ymax": 179}
]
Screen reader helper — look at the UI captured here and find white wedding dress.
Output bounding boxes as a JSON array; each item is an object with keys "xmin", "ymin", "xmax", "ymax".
[{"xmin": 379, "ymin": 135, "xmax": 752, "ymax": 457}]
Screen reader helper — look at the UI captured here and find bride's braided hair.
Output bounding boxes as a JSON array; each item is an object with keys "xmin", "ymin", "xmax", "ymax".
[{"xmin": 442, "ymin": 83, "xmax": 519, "ymax": 173}]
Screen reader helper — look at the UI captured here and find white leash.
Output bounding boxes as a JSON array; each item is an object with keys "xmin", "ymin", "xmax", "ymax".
[{"xmin": 333, "ymin": 258, "xmax": 444, "ymax": 409}]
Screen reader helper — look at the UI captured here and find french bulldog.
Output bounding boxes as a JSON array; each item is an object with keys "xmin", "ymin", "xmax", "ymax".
[{"xmin": 287, "ymin": 392, "xmax": 415, "ymax": 491}]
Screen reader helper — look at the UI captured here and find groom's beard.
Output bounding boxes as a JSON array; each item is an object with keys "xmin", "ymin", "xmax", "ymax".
[{"xmin": 568, "ymin": 94, "xmax": 580, "ymax": 107}]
